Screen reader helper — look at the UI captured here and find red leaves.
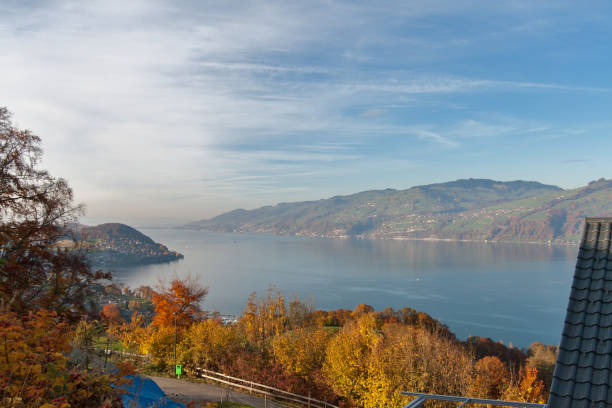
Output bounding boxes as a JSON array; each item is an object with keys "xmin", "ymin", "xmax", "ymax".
[{"xmin": 99, "ymin": 304, "xmax": 124, "ymax": 327}]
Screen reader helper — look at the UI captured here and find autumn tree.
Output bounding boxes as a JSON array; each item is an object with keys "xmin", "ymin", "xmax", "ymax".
[
  {"xmin": 502, "ymin": 366, "xmax": 547, "ymax": 404},
  {"xmin": 287, "ymin": 296, "xmax": 314, "ymax": 329},
  {"xmin": 139, "ymin": 325, "xmax": 176, "ymax": 366},
  {"xmin": 0, "ymin": 107, "xmax": 109, "ymax": 319},
  {"xmin": 271, "ymin": 327, "xmax": 331, "ymax": 378},
  {"xmin": 467, "ymin": 336, "xmax": 526, "ymax": 373},
  {"xmin": 239, "ymin": 287, "xmax": 289, "ymax": 349},
  {"xmin": 151, "ymin": 276, "xmax": 208, "ymax": 328},
  {"xmin": 100, "ymin": 303, "xmax": 124, "ymax": 327},
  {"xmin": 324, "ymin": 313, "xmax": 476, "ymax": 408},
  {"xmin": 117, "ymin": 311, "xmax": 148, "ymax": 352},
  {"xmin": 471, "ymin": 356, "xmax": 510, "ymax": 399},
  {"xmin": 324, "ymin": 309, "xmax": 352, "ymax": 326},
  {"xmin": 360, "ymin": 323, "xmax": 472, "ymax": 408},
  {"xmin": 526, "ymin": 342, "xmax": 557, "ymax": 390},
  {"xmin": 0, "ymin": 310, "xmax": 122, "ymax": 407},
  {"xmin": 323, "ymin": 313, "xmax": 381, "ymax": 402},
  {"xmin": 178, "ymin": 319, "xmax": 242, "ymax": 371},
  {"xmin": 351, "ymin": 303, "xmax": 375, "ymax": 319}
]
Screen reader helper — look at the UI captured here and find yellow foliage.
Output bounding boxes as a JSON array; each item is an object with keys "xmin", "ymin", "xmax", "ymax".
[
  {"xmin": 323, "ymin": 314, "xmax": 380, "ymax": 401},
  {"xmin": 117, "ymin": 312, "xmax": 148, "ymax": 352},
  {"xmin": 0, "ymin": 309, "xmax": 70, "ymax": 403},
  {"xmin": 502, "ymin": 366, "xmax": 547, "ymax": 404},
  {"xmin": 139, "ymin": 325, "xmax": 176, "ymax": 364},
  {"xmin": 471, "ymin": 356, "xmax": 510, "ymax": 399},
  {"xmin": 0, "ymin": 309, "xmax": 122, "ymax": 407},
  {"xmin": 364, "ymin": 324, "xmax": 473, "ymax": 408},
  {"xmin": 271, "ymin": 327, "xmax": 331, "ymax": 378},
  {"xmin": 239, "ymin": 288, "xmax": 289, "ymax": 349},
  {"xmin": 178, "ymin": 319, "xmax": 242, "ymax": 370},
  {"xmin": 324, "ymin": 320, "xmax": 474, "ymax": 408}
]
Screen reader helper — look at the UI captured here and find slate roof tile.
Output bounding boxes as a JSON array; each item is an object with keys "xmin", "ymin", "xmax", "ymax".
[
  {"xmin": 548, "ymin": 218, "xmax": 612, "ymax": 407},
  {"xmin": 571, "ymin": 279, "xmax": 612, "ymax": 291},
  {"xmin": 574, "ymin": 267, "xmax": 608, "ymax": 281},
  {"xmin": 562, "ymin": 323, "xmax": 612, "ymax": 340},
  {"xmin": 565, "ymin": 311, "xmax": 612, "ymax": 327}
]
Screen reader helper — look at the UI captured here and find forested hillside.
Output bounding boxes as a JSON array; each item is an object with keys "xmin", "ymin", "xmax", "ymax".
[
  {"xmin": 77, "ymin": 223, "xmax": 184, "ymax": 266},
  {"xmin": 117, "ymin": 282, "xmax": 553, "ymax": 407},
  {"xmin": 187, "ymin": 178, "xmax": 612, "ymax": 245}
]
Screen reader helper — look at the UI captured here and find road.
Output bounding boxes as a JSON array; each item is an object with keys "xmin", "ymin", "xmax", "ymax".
[{"xmin": 149, "ymin": 375, "xmax": 287, "ymax": 408}]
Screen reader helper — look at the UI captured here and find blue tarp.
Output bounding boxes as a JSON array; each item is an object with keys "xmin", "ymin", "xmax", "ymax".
[{"xmin": 120, "ymin": 375, "xmax": 185, "ymax": 408}]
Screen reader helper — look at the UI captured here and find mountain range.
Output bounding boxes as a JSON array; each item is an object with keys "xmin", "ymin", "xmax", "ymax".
[{"xmin": 185, "ymin": 178, "xmax": 612, "ymax": 245}]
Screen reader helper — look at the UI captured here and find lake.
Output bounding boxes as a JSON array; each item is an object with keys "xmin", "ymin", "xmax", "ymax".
[{"xmin": 111, "ymin": 229, "xmax": 577, "ymax": 348}]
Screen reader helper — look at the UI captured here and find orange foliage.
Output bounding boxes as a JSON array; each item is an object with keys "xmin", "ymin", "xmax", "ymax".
[
  {"xmin": 152, "ymin": 278, "xmax": 208, "ymax": 328},
  {"xmin": 519, "ymin": 366, "xmax": 546, "ymax": 403},
  {"xmin": 501, "ymin": 365, "xmax": 547, "ymax": 403},
  {"xmin": 351, "ymin": 304, "xmax": 375, "ymax": 319},
  {"xmin": 468, "ymin": 336, "xmax": 526, "ymax": 372},
  {"xmin": 100, "ymin": 303, "xmax": 124, "ymax": 326},
  {"xmin": 472, "ymin": 356, "xmax": 510, "ymax": 399},
  {"xmin": 0, "ymin": 309, "xmax": 122, "ymax": 407}
]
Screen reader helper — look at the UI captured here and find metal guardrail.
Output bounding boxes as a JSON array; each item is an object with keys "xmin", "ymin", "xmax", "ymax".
[
  {"xmin": 193, "ymin": 368, "xmax": 338, "ymax": 408},
  {"xmin": 402, "ymin": 392, "xmax": 547, "ymax": 408}
]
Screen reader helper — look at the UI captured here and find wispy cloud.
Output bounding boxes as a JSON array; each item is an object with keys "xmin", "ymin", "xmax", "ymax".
[
  {"xmin": 415, "ymin": 130, "xmax": 459, "ymax": 147},
  {"xmin": 0, "ymin": 0, "xmax": 610, "ymax": 222},
  {"xmin": 360, "ymin": 109, "xmax": 386, "ymax": 118},
  {"xmin": 196, "ymin": 61, "xmax": 329, "ymax": 75}
]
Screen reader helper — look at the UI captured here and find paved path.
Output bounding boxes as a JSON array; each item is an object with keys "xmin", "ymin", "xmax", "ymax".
[{"xmin": 149, "ymin": 375, "xmax": 286, "ymax": 408}]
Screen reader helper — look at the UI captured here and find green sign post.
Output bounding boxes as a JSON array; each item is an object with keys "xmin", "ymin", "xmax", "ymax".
[{"xmin": 175, "ymin": 364, "xmax": 182, "ymax": 379}]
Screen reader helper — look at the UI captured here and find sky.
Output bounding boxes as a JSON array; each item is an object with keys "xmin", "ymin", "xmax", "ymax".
[{"xmin": 1, "ymin": 1, "xmax": 612, "ymax": 226}]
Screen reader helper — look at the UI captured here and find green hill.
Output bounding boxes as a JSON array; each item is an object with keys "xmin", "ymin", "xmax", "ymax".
[
  {"xmin": 185, "ymin": 178, "xmax": 612, "ymax": 244},
  {"xmin": 78, "ymin": 223, "xmax": 184, "ymax": 266}
]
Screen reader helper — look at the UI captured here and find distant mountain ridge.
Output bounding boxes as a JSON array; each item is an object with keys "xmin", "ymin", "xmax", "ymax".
[
  {"xmin": 78, "ymin": 223, "xmax": 184, "ymax": 267},
  {"xmin": 185, "ymin": 178, "xmax": 612, "ymax": 245}
]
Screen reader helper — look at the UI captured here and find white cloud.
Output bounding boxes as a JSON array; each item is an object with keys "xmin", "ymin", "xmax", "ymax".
[
  {"xmin": 415, "ymin": 130, "xmax": 459, "ymax": 148},
  {"xmin": 0, "ymin": 0, "xmax": 609, "ymax": 222}
]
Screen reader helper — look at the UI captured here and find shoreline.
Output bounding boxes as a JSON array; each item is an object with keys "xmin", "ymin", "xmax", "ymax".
[{"xmin": 176, "ymin": 227, "xmax": 579, "ymax": 248}]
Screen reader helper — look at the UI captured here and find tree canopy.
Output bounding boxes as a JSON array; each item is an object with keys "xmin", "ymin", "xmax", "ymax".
[
  {"xmin": 0, "ymin": 107, "xmax": 109, "ymax": 319},
  {"xmin": 151, "ymin": 277, "xmax": 208, "ymax": 328}
]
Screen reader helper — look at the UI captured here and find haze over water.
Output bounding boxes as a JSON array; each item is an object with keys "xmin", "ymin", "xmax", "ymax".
[{"xmin": 112, "ymin": 229, "xmax": 577, "ymax": 348}]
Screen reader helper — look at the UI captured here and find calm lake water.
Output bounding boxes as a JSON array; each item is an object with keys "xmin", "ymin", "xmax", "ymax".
[{"xmin": 111, "ymin": 229, "xmax": 577, "ymax": 348}]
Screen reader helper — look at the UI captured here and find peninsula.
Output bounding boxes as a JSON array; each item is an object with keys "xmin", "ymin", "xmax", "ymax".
[{"xmin": 74, "ymin": 223, "xmax": 184, "ymax": 267}]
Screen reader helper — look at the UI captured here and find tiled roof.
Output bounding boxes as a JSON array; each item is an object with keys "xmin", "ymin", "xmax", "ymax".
[{"xmin": 548, "ymin": 218, "xmax": 612, "ymax": 408}]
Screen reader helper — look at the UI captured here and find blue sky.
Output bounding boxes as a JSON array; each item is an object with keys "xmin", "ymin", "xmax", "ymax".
[{"xmin": 1, "ymin": 1, "xmax": 611, "ymax": 225}]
